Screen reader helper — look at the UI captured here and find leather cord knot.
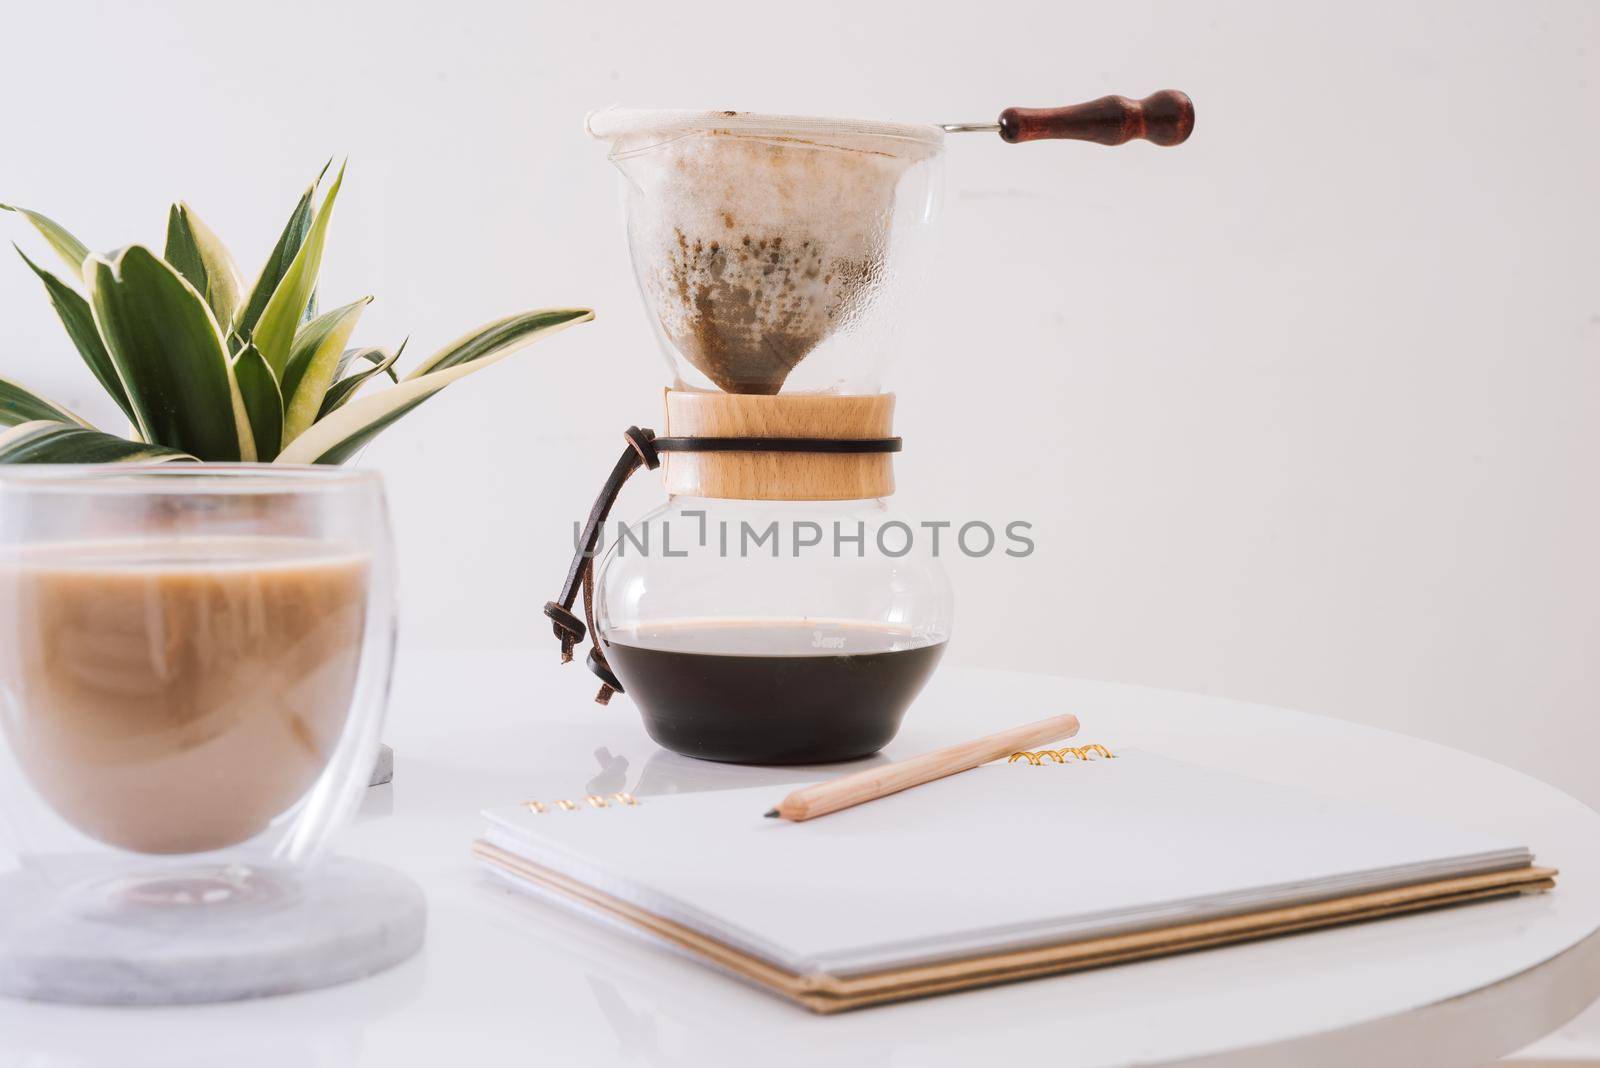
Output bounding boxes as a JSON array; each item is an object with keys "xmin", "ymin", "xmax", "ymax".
[
  {"xmin": 543, "ymin": 601, "xmax": 585, "ymax": 663},
  {"xmin": 624, "ymin": 426, "xmax": 660, "ymax": 469}
]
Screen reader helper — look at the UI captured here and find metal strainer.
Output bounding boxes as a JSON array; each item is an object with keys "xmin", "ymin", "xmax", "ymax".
[{"xmin": 588, "ymin": 93, "xmax": 1192, "ymax": 395}]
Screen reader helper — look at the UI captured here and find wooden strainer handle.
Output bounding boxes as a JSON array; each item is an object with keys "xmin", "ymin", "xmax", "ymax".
[{"xmin": 998, "ymin": 91, "xmax": 1194, "ymax": 146}]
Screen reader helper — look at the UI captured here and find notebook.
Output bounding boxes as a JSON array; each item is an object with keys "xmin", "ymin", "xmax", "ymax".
[{"xmin": 474, "ymin": 746, "xmax": 1554, "ymax": 1012}]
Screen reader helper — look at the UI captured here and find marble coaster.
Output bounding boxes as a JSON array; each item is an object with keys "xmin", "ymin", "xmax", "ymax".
[
  {"xmin": 369, "ymin": 743, "xmax": 395, "ymax": 786},
  {"xmin": 0, "ymin": 856, "xmax": 425, "ymax": 1005}
]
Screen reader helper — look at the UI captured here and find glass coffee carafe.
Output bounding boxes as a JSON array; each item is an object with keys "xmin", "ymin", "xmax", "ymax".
[
  {"xmin": 549, "ymin": 110, "xmax": 952, "ymax": 764},
  {"xmin": 596, "ymin": 496, "xmax": 952, "ymax": 764}
]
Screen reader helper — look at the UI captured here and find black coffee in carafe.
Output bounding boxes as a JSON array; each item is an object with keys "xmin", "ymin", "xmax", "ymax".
[{"xmin": 603, "ymin": 620, "xmax": 947, "ymax": 764}]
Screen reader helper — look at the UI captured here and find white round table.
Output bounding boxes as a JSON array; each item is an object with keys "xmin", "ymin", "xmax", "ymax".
[{"xmin": 2, "ymin": 652, "xmax": 1597, "ymax": 1067}]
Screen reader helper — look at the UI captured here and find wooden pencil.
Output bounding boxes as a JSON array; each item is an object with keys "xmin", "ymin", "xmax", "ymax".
[{"xmin": 764, "ymin": 713, "xmax": 1081, "ymax": 822}]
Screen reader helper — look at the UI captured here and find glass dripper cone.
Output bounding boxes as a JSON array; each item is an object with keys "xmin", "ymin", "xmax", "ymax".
[{"xmin": 589, "ymin": 109, "xmax": 944, "ymax": 394}]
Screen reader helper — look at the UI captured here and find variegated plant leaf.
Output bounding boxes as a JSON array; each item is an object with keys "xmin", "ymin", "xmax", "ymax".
[
  {"xmin": 1, "ymin": 204, "xmax": 88, "ymax": 276},
  {"xmin": 252, "ymin": 162, "xmax": 345, "ymax": 376},
  {"xmin": 233, "ymin": 342, "xmax": 283, "ymax": 460},
  {"xmin": 280, "ymin": 296, "xmax": 369, "ymax": 444},
  {"xmin": 319, "ymin": 340, "xmax": 405, "ymax": 417},
  {"xmin": 0, "ymin": 375, "xmax": 93, "ymax": 429},
  {"xmin": 0, "ymin": 420, "xmax": 192, "ymax": 463},
  {"xmin": 404, "ymin": 308, "xmax": 596, "ymax": 379},
  {"xmin": 13, "ymin": 245, "xmax": 137, "ymax": 426},
  {"xmin": 164, "ymin": 202, "xmax": 245, "ymax": 330},
  {"xmin": 276, "ymin": 308, "xmax": 592, "ymax": 465},
  {"xmin": 85, "ymin": 246, "xmax": 255, "ymax": 461},
  {"xmin": 235, "ymin": 164, "xmax": 327, "ymax": 340},
  {"xmin": 332, "ymin": 345, "xmax": 399, "ymax": 384}
]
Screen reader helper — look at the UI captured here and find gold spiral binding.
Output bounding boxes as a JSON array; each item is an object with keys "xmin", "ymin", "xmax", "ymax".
[
  {"xmin": 522, "ymin": 792, "xmax": 640, "ymax": 813},
  {"xmin": 1008, "ymin": 744, "xmax": 1116, "ymax": 765}
]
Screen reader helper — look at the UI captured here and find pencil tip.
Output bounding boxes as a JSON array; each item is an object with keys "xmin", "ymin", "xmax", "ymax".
[{"xmin": 764, "ymin": 808, "xmax": 779, "ymax": 818}]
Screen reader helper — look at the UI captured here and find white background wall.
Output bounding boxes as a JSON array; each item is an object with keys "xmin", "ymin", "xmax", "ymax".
[{"xmin": 2, "ymin": 3, "xmax": 1595, "ymax": 808}]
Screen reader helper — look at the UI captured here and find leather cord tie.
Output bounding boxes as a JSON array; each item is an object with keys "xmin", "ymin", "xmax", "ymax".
[{"xmin": 545, "ymin": 427, "xmax": 903, "ymax": 704}]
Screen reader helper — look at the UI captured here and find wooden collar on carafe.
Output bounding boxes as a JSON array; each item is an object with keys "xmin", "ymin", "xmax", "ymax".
[{"xmin": 661, "ymin": 389, "xmax": 896, "ymax": 501}]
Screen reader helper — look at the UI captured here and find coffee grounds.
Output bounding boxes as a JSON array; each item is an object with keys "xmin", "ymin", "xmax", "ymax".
[{"xmin": 662, "ymin": 226, "xmax": 882, "ymax": 394}]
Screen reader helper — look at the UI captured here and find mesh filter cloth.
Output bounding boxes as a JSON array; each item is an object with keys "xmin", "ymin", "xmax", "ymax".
[{"xmin": 589, "ymin": 109, "xmax": 944, "ymax": 394}]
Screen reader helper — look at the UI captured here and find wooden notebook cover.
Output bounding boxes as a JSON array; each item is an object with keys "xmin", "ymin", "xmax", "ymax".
[{"xmin": 473, "ymin": 840, "xmax": 1556, "ymax": 1014}]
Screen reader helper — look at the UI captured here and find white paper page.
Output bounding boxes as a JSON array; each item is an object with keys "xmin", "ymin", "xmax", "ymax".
[{"xmin": 483, "ymin": 751, "xmax": 1528, "ymax": 976}]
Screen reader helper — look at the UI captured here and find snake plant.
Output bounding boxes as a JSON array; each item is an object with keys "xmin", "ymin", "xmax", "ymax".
[{"xmin": 1, "ymin": 163, "xmax": 592, "ymax": 463}]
